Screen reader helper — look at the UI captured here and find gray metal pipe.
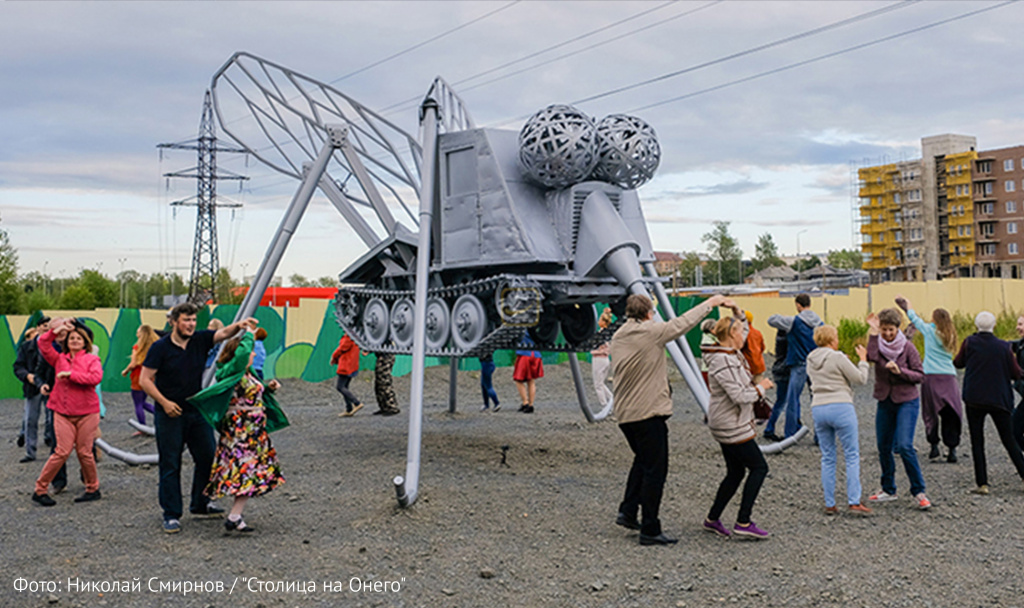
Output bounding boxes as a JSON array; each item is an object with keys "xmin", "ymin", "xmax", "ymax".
[
  {"xmin": 759, "ymin": 425, "xmax": 810, "ymax": 454},
  {"xmin": 95, "ymin": 438, "xmax": 158, "ymax": 466},
  {"xmin": 395, "ymin": 101, "xmax": 439, "ymax": 508},
  {"xmin": 235, "ymin": 130, "xmax": 341, "ymax": 323},
  {"xmin": 127, "ymin": 418, "xmax": 155, "ymax": 436},
  {"xmin": 318, "ymin": 174, "xmax": 381, "ymax": 248},
  {"xmin": 203, "ymin": 130, "xmax": 341, "ymax": 388},
  {"xmin": 568, "ymin": 355, "xmax": 612, "ymax": 423}
]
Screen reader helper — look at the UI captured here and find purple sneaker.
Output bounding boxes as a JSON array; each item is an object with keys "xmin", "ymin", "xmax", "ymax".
[
  {"xmin": 703, "ymin": 519, "xmax": 731, "ymax": 537},
  {"xmin": 733, "ymin": 521, "xmax": 770, "ymax": 539}
]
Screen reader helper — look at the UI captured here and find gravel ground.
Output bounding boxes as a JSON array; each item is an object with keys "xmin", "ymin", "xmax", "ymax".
[{"xmin": 3, "ymin": 356, "xmax": 1024, "ymax": 608}]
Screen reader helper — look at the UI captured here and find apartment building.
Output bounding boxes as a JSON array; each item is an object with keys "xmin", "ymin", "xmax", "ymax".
[
  {"xmin": 972, "ymin": 145, "xmax": 1024, "ymax": 278},
  {"xmin": 858, "ymin": 134, "xmax": 987, "ymax": 282}
]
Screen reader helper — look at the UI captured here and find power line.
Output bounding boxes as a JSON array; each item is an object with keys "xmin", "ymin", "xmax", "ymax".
[
  {"xmin": 570, "ymin": 0, "xmax": 920, "ymax": 106},
  {"xmin": 628, "ymin": 0, "xmax": 1017, "ymax": 114},
  {"xmin": 330, "ymin": 1, "xmax": 522, "ymax": 84},
  {"xmin": 377, "ymin": 0, "xmax": 680, "ymax": 114}
]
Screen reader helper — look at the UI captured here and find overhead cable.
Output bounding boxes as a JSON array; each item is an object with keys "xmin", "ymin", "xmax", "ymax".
[
  {"xmin": 628, "ymin": 0, "xmax": 1017, "ymax": 113},
  {"xmin": 330, "ymin": 1, "xmax": 522, "ymax": 84}
]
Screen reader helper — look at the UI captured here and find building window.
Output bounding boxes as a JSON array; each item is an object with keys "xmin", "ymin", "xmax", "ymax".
[
  {"xmin": 1009, "ymin": 222, "xmax": 1018, "ymax": 234},
  {"xmin": 1009, "ymin": 201, "xmax": 1018, "ymax": 213},
  {"xmin": 982, "ymin": 203, "xmax": 994, "ymax": 214},
  {"xmin": 967, "ymin": 226, "xmax": 972, "ymax": 236},
  {"xmin": 960, "ymin": 205, "xmax": 966, "ymax": 215},
  {"xmin": 894, "ymin": 231, "xmax": 903, "ymax": 242},
  {"xmin": 1006, "ymin": 159, "xmax": 1015, "ymax": 172},
  {"xmin": 987, "ymin": 182, "xmax": 994, "ymax": 195},
  {"xmin": 894, "ymin": 193, "xmax": 902, "ymax": 204},
  {"xmin": 863, "ymin": 234, "xmax": 871, "ymax": 244},
  {"xmin": 958, "ymin": 226, "xmax": 965, "ymax": 237},
  {"xmin": 1007, "ymin": 181, "xmax": 1016, "ymax": 193},
  {"xmin": 1011, "ymin": 243, "xmax": 1019, "ymax": 256}
]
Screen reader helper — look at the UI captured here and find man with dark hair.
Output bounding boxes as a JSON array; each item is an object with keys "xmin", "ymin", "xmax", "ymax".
[
  {"xmin": 610, "ymin": 292, "xmax": 728, "ymax": 545},
  {"xmin": 768, "ymin": 293, "xmax": 823, "ymax": 438},
  {"xmin": 13, "ymin": 316, "xmax": 51, "ymax": 462},
  {"xmin": 140, "ymin": 302, "xmax": 257, "ymax": 534}
]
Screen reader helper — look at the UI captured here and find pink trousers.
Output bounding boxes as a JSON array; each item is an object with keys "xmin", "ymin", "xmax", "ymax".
[{"xmin": 35, "ymin": 412, "xmax": 100, "ymax": 495}]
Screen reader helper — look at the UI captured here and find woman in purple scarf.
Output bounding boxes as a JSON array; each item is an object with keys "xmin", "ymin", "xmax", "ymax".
[{"xmin": 866, "ymin": 308, "xmax": 931, "ymax": 510}]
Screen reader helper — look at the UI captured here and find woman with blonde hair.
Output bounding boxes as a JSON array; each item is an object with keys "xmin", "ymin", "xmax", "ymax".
[
  {"xmin": 31, "ymin": 318, "xmax": 103, "ymax": 506},
  {"xmin": 896, "ymin": 296, "xmax": 962, "ymax": 463},
  {"xmin": 806, "ymin": 325, "xmax": 871, "ymax": 515},
  {"xmin": 122, "ymin": 324, "xmax": 159, "ymax": 427},
  {"xmin": 702, "ymin": 305, "xmax": 774, "ymax": 539}
]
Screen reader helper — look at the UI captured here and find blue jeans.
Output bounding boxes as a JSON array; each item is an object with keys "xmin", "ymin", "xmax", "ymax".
[
  {"xmin": 784, "ymin": 364, "xmax": 809, "ymax": 438},
  {"xmin": 155, "ymin": 405, "xmax": 216, "ymax": 520},
  {"xmin": 764, "ymin": 371, "xmax": 790, "ymax": 436},
  {"xmin": 813, "ymin": 403, "xmax": 861, "ymax": 507},
  {"xmin": 876, "ymin": 397, "xmax": 926, "ymax": 496}
]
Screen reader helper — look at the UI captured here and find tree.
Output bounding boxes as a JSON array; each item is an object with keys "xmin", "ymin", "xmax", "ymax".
[
  {"xmin": 827, "ymin": 249, "xmax": 863, "ymax": 270},
  {"xmin": 316, "ymin": 276, "xmax": 338, "ymax": 287},
  {"xmin": 751, "ymin": 233, "xmax": 784, "ymax": 272},
  {"xmin": 676, "ymin": 251, "xmax": 704, "ymax": 287},
  {"xmin": 60, "ymin": 284, "xmax": 96, "ymax": 310},
  {"xmin": 701, "ymin": 221, "xmax": 743, "ymax": 285},
  {"xmin": 289, "ymin": 273, "xmax": 313, "ymax": 287},
  {"xmin": 0, "ymin": 214, "xmax": 22, "ymax": 314},
  {"xmin": 77, "ymin": 270, "xmax": 118, "ymax": 308},
  {"xmin": 791, "ymin": 255, "xmax": 822, "ymax": 273}
]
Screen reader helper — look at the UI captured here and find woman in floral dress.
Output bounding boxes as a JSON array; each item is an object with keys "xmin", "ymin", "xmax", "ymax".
[{"xmin": 190, "ymin": 328, "xmax": 289, "ymax": 533}]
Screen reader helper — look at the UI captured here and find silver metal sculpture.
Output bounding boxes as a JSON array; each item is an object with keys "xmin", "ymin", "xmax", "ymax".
[
  {"xmin": 591, "ymin": 114, "xmax": 661, "ymax": 189},
  {"xmin": 518, "ymin": 104, "xmax": 599, "ymax": 189},
  {"xmin": 208, "ymin": 52, "xmax": 716, "ymax": 507}
]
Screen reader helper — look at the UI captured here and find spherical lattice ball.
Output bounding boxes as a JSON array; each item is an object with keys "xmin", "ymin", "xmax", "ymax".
[
  {"xmin": 518, "ymin": 105, "xmax": 598, "ymax": 189},
  {"xmin": 590, "ymin": 114, "xmax": 661, "ymax": 189}
]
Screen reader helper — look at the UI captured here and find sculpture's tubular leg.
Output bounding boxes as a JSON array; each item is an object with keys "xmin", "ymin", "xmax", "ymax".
[
  {"xmin": 569, "ymin": 355, "xmax": 613, "ymax": 423},
  {"xmin": 759, "ymin": 425, "xmax": 811, "ymax": 454},
  {"xmin": 95, "ymin": 438, "xmax": 158, "ymax": 466},
  {"xmin": 204, "ymin": 131, "xmax": 340, "ymax": 387},
  {"xmin": 395, "ymin": 101, "xmax": 440, "ymax": 508},
  {"xmin": 127, "ymin": 418, "xmax": 155, "ymax": 436}
]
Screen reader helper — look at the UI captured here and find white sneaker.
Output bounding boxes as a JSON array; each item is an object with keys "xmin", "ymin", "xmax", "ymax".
[{"xmin": 867, "ymin": 490, "xmax": 897, "ymax": 503}]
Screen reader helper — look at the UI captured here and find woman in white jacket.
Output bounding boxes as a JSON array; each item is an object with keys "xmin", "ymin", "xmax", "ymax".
[{"xmin": 805, "ymin": 325, "xmax": 871, "ymax": 515}]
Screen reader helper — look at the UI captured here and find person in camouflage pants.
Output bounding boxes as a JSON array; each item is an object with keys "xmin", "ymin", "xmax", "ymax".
[{"xmin": 373, "ymin": 353, "xmax": 400, "ymax": 416}]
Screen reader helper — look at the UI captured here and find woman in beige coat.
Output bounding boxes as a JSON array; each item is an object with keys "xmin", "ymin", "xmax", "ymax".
[{"xmin": 701, "ymin": 306, "xmax": 774, "ymax": 539}]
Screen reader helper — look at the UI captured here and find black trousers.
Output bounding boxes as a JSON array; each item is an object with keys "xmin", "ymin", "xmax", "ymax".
[
  {"xmin": 966, "ymin": 404, "xmax": 1024, "ymax": 487},
  {"xmin": 1012, "ymin": 401, "xmax": 1024, "ymax": 451},
  {"xmin": 619, "ymin": 416, "xmax": 669, "ymax": 537},
  {"xmin": 926, "ymin": 406, "xmax": 962, "ymax": 449},
  {"xmin": 707, "ymin": 438, "xmax": 768, "ymax": 525}
]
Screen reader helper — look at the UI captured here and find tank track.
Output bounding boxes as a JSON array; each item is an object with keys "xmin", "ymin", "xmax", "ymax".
[{"xmin": 334, "ymin": 273, "xmax": 622, "ymax": 358}]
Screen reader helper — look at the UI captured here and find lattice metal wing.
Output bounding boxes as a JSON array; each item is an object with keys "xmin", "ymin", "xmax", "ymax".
[
  {"xmin": 211, "ymin": 52, "xmax": 422, "ymax": 224},
  {"xmin": 422, "ymin": 76, "xmax": 475, "ymax": 134}
]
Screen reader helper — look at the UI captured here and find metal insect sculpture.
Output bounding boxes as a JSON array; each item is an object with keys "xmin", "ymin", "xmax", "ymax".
[{"xmin": 209, "ymin": 52, "xmax": 717, "ymax": 506}]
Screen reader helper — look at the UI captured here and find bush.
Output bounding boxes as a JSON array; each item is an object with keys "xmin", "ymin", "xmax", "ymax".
[{"xmin": 836, "ymin": 318, "xmax": 868, "ymax": 359}]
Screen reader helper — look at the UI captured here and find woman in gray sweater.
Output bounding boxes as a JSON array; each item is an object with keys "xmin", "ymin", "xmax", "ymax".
[
  {"xmin": 806, "ymin": 325, "xmax": 870, "ymax": 515},
  {"xmin": 702, "ymin": 306, "xmax": 774, "ymax": 539}
]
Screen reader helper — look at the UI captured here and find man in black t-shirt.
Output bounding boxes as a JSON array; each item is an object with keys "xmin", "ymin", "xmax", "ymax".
[{"xmin": 140, "ymin": 302, "xmax": 257, "ymax": 534}]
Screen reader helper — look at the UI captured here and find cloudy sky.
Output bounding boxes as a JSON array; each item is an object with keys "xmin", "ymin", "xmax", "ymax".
[{"xmin": 2, "ymin": 0, "xmax": 1022, "ymax": 284}]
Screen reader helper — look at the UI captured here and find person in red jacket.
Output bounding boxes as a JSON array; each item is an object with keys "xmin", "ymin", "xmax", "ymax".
[
  {"xmin": 31, "ymin": 318, "xmax": 104, "ymax": 507},
  {"xmin": 741, "ymin": 310, "xmax": 767, "ymax": 383},
  {"xmin": 331, "ymin": 334, "xmax": 363, "ymax": 417}
]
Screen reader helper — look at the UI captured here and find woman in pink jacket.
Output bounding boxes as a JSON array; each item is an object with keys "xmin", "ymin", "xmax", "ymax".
[{"xmin": 31, "ymin": 318, "xmax": 103, "ymax": 507}]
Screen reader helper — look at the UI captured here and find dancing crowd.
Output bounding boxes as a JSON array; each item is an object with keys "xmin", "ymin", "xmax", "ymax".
[{"xmin": 14, "ymin": 294, "xmax": 1024, "ymax": 545}]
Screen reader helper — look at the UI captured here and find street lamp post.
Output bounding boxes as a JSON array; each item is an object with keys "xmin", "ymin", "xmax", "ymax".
[{"xmin": 118, "ymin": 258, "xmax": 128, "ymax": 308}]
